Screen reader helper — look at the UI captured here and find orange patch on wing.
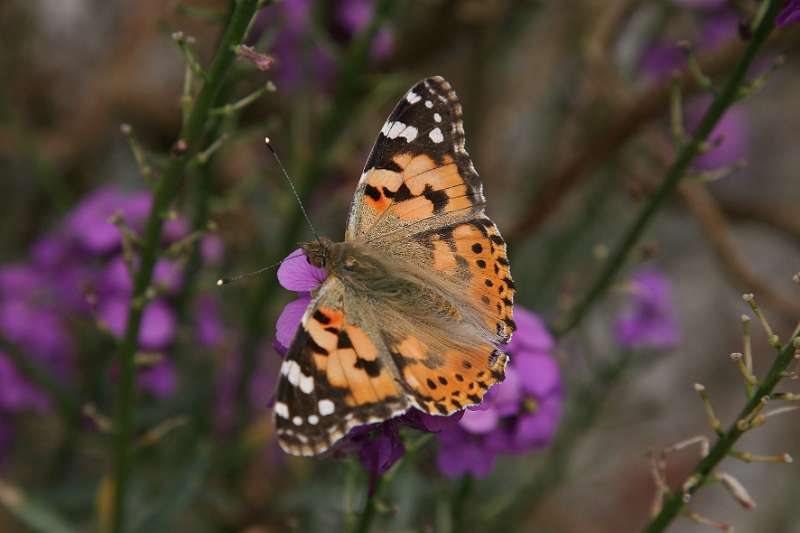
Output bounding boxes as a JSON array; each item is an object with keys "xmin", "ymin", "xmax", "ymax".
[
  {"xmin": 449, "ymin": 222, "xmax": 515, "ymax": 340},
  {"xmin": 391, "ymin": 336, "xmax": 507, "ymax": 415}
]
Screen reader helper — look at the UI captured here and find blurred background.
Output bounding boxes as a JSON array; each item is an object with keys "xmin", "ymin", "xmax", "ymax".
[{"xmin": 1, "ymin": 0, "xmax": 799, "ymax": 531}]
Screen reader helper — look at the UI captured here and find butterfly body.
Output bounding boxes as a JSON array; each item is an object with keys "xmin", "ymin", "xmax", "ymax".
[{"xmin": 276, "ymin": 77, "xmax": 515, "ymax": 456}]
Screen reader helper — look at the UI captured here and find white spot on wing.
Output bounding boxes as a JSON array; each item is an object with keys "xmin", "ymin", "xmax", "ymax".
[
  {"xmin": 308, "ymin": 415, "xmax": 319, "ymax": 425},
  {"xmin": 387, "ymin": 121, "xmax": 406, "ymax": 139},
  {"xmin": 318, "ymin": 399, "xmax": 335, "ymax": 416},
  {"xmin": 434, "ymin": 112, "xmax": 442, "ymax": 123},
  {"xmin": 287, "ymin": 361, "xmax": 300, "ymax": 386},
  {"xmin": 380, "ymin": 121, "xmax": 392, "ymax": 136},
  {"xmin": 406, "ymin": 91, "xmax": 421, "ymax": 104},
  {"xmin": 299, "ymin": 374, "xmax": 314, "ymax": 394},
  {"xmin": 399, "ymin": 125, "xmax": 418, "ymax": 142},
  {"xmin": 429, "ymin": 127, "xmax": 444, "ymax": 143},
  {"xmin": 275, "ymin": 402, "xmax": 289, "ymax": 419},
  {"xmin": 292, "ymin": 416, "xmax": 303, "ymax": 426},
  {"xmin": 425, "ymin": 100, "xmax": 433, "ymax": 108}
]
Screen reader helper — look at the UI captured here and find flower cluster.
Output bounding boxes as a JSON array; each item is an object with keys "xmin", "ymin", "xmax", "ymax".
[
  {"xmin": 0, "ymin": 185, "xmax": 227, "ymax": 461},
  {"xmin": 247, "ymin": 0, "xmax": 394, "ymax": 89},
  {"xmin": 274, "ymin": 249, "xmax": 563, "ymax": 480},
  {"xmin": 640, "ymin": 2, "xmax": 750, "ymax": 171}
]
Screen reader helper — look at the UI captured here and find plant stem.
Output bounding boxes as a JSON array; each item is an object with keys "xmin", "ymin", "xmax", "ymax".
[
  {"xmin": 552, "ymin": 0, "xmax": 783, "ymax": 339},
  {"xmin": 644, "ymin": 327, "xmax": 799, "ymax": 532},
  {"xmin": 109, "ymin": 2, "xmax": 259, "ymax": 532},
  {"xmin": 452, "ymin": 475, "xmax": 473, "ymax": 533},
  {"xmin": 353, "ymin": 477, "xmax": 381, "ymax": 533},
  {"xmin": 234, "ymin": 0, "xmax": 394, "ymax": 430}
]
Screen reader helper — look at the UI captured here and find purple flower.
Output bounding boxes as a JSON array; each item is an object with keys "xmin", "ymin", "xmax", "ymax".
[
  {"xmin": 99, "ymin": 296, "xmax": 176, "ymax": 350},
  {"xmin": 686, "ymin": 96, "xmax": 749, "ymax": 171},
  {"xmin": 614, "ymin": 268, "xmax": 681, "ymax": 350},
  {"xmin": 195, "ymin": 296, "xmax": 226, "ymax": 347},
  {"xmin": 273, "ymin": 248, "xmax": 327, "ymax": 352},
  {"xmin": 671, "ymin": 0, "xmax": 727, "ymax": 9},
  {"xmin": 0, "ymin": 353, "xmax": 49, "ymax": 412},
  {"xmin": 778, "ymin": 0, "xmax": 800, "ymax": 27},
  {"xmin": 66, "ymin": 186, "xmax": 150, "ymax": 255},
  {"xmin": 137, "ymin": 358, "xmax": 177, "ymax": 399},
  {"xmin": 435, "ymin": 308, "xmax": 562, "ymax": 478},
  {"xmin": 346, "ymin": 421, "xmax": 406, "ymax": 483}
]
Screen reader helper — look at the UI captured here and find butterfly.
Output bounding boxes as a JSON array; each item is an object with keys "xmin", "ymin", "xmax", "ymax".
[{"xmin": 275, "ymin": 76, "xmax": 515, "ymax": 456}]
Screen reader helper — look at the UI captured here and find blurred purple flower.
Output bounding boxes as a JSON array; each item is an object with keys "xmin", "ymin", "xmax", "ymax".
[
  {"xmin": 0, "ymin": 353, "xmax": 49, "ymax": 412},
  {"xmin": 247, "ymin": 0, "xmax": 393, "ymax": 89},
  {"xmin": 137, "ymin": 359, "xmax": 177, "ymax": 399},
  {"xmin": 66, "ymin": 186, "xmax": 150, "ymax": 255},
  {"xmin": 686, "ymin": 97, "xmax": 749, "ymax": 170},
  {"xmin": 778, "ymin": 0, "xmax": 800, "ymax": 27},
  {"xmin": 614, "ymin": 268, "xmax": 681, "ymax": 350},
  {"xmin": 195, "ymin": 296, "xmax": 226, "ymax": 347},
  {"xmin": 671, "ymin": 0, "xmax": 727, "ymax": 9},
  {"xmin": 347, "ymin": 421, "xmax": 405, "ymax": 486},
  {"xmin": 99, "ymin": 296, "xmax": 176, "ymax": 350}
]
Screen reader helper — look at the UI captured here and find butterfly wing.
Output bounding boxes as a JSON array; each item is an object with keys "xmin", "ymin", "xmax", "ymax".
[
  {"xmin": 346, "ymin": 76, "xmax": 515, "ymax": 344},
  {"xmin": 275, "ymin": 277, "xmax": 409, "ymax": 456}
]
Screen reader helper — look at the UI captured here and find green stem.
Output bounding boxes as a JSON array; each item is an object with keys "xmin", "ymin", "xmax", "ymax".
[
  {"xmin": 452, "ymin": 475, "xmax": 473, "ymax": 533},
  {"xmin": 234, "ymin": 0, "xmax": 394, "ymax": 430},
  {"xmin": 644, "ymin": 330, "xmax": 800, "ymax": 532},
  {"xmin": 109, "ymin": 1, "xmax": 259, "ymax": 532},
  {"xmin": 551, "ymin": 0, "xmax": 782, "ymax": 340},
  {"xmin": 352, "ymin": 477, "xmax": 381, "ymax": 533}
]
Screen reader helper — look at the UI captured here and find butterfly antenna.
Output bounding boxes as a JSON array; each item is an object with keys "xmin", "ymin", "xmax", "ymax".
[
  {"xmin": 216, "ymin": 252, "xmax": 306, "ymax": 286},
  {"xmin": 264, "ymin": 137, "xmax": 321, "ymax": 242}
]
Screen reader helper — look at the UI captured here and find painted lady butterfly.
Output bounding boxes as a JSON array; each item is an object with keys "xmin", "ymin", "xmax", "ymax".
[{"xmin": 275, "ymin": 76, "xmax": 515, "ymax": 456}]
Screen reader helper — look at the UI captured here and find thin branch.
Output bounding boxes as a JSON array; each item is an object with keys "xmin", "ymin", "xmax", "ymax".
[
  {"xmin": 644, "ymin": 328, "xmax": 800, "ymax": 532},
  {"xmin": 678, "ymin": 181, "xmax": 800, "ymax": 316},
  {"xmin": 506, "ymin": 25, "xmax": 794, "ymax": 244},
  {"xmin": 109, "ymin": 1, "xmax": 260, "ymax": 532},
  {"xmin": 552, "ymin": 0, "xmax": 783, "ymax": 339}
]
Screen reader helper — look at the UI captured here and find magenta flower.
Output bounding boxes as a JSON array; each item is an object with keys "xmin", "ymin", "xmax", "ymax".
[
  {"xmin": 273, "ymin": 248, "xmax": 327, "ymax": 352},
  {"xmin": 435, "ymin": 309, "xmax": 563, "ymax": 479},
  {"xmin": 137, "ymin": 359, "xmax": 177, "ymax": 399},
  {"xmin": 671, "ymin": 0, "xmax": 727, "ymax": 8},
  {"xmin": 66, "ymin": 186, "xmax": 150, "ymax": 255},
  {"xmin": 614, "ymin": 268, "xmax": 681, "ymax": 350},
  {"xmin": 778, "ymin": 0, "xmax": 800, "ymax": 26}
]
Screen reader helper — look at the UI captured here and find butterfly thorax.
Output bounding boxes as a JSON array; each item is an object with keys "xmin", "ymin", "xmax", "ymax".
[{"xmin": 301, "ymin": 238, "xmax": 461, "ymax": 321}]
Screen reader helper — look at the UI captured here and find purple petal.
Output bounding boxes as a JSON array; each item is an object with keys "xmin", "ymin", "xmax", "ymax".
[
  {"xmin": 275, "ymin": 295, "xmax": 312, "ymax": 350},
  {"xmin": 139, "ymin": 300, "xmax": 177, "ymax": 349},
  {"xmin": 201, "ymin": 235, "xmax": 224, "ymax": 264},
  {"xmin": 0, "ymin": 352, "xmax": 50, "ymax": 412},
  {"xmin": 489, "ymin": 366, "xmax": 523, "ymax": 417},
  {"xmin": 508, "ymin": 307, "xmax": 554, "ymax": 354},
  {"xmin": 512, "ymin": 395, "xmax": 563, "ymax": 451},
  {"xmin": 153, "ymin": 259, "xmax": 184, "ymax": 294},
  {"xmin": 436, "ymin": 431, "xmax": 496, "ymax": 479},
  {"xmin": 0, "ymin": 266, "xmax": 44, "ymax": 298},
  {"xmin": 778, "ymin": 0, "xmax": 800, "ymax": 27},
  {"xmin": 459, "ymin": 408, "xmax": 499, "ymax": 434},
  {"xmin": 99, "ymin": 297, "xmax": 176, "ymax": 349},
  {"xmin": 277, "ymin": 248, "xmax": 326, "ymax": 292},
  {"xmin": 513, "ymin": 353, "xmax": 562, "ymax": 399},
  {"xmin": 356, "ymin": 421, "xmax": 405, "ymax": 477},
  {"xmin": 137, "ymin": 359, "xmax": 177, "ymax": 399},
  {"xmin": 195, "ymin": 296, "xmax": 226, "ymax": 347},
  {"xmin": 400, "ymin": 408, "xmax": 463, "ymax": 432}
]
